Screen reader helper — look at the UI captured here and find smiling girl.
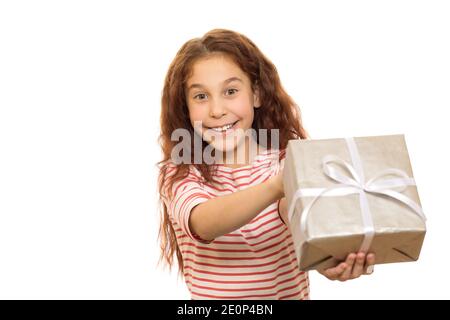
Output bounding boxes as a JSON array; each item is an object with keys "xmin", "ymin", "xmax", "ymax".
[{"xmin": 158, "ymin": 29, "xmax": 374, "ymax": 300}]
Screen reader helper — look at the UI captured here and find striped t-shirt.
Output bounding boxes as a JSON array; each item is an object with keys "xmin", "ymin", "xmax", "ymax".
[{"xmin": 162, "ymin": 148, "xmax": 309, "ymax": 300}]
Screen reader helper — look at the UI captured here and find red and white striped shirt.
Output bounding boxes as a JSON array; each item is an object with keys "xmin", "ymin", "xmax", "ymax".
[{"xmin": 161, "ymin": 149, "xmax": 309, "ymax": 300}]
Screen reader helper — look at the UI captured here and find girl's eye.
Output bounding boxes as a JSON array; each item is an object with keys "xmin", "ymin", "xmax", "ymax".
[
  {"xmin": 194, "ymin": 93, "xmax": 207, "ymax": 100},
  {"xmin": 225, "ymin": 89, "xmax": 238, "ymax": 96}
]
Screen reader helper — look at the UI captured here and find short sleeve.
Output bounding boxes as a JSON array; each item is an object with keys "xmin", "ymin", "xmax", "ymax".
[
  {"xmin": 279, "ymin": 157, "xmax": 285, "ymax": 171},
  {"xmin": 161, "ymin": 170, "xmax": 212, "ymax": 244},
  {"xmin": 273, "ymin": 149, "xmax": 286, "ymax": 175},
  {"xmin": 276, "ymin": 149, "xmax": 287, "ymax": 224}
]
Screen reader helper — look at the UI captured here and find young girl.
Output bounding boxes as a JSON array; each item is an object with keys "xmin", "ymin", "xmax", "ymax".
[{"xmin": 158, "ymin": 29, "xmax": 375, "ymax": 300}]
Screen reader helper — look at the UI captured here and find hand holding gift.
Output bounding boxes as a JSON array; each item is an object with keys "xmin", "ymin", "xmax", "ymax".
[
  {"xmin": 318, "ymin": 252, "xmax": 376, "ymax": 281},
  {"xmin": 282, "ymin": 134, "xmax": 426, "ymax": 272},
  {"xmin": 277, "ymin": 175, "xmax": 377, "ymax": 281}
]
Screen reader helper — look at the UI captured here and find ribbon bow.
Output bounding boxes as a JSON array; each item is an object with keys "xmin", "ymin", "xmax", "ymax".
[{"xmin": 287, "ymin": 137, "xmax": 426, "ymax": 253}]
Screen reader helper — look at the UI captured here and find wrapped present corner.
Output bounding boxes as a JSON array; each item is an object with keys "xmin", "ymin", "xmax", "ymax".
[{"xmin": 283, "ymin": 134, "xmax": 427, "ymax": 271}]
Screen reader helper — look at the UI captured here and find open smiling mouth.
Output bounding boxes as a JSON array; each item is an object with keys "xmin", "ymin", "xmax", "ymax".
[{"xmin": 206, "ymin": 120, "xmax": 239, "ymax": 133}]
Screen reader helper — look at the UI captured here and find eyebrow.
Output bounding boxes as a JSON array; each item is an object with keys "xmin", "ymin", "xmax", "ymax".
[{"xmin": 187, "ymin": 77, "xmax": 243, "ymax": 92}]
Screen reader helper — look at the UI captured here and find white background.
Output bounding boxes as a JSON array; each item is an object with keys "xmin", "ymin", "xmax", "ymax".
[{"xmin": 0, "ymin": 0, "xmax": 449, "ymax": 299}]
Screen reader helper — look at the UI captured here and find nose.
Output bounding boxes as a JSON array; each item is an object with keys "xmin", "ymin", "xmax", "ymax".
[{"xmin": 209, "ymin": 99, "xmax": 227, "ymax": 118}]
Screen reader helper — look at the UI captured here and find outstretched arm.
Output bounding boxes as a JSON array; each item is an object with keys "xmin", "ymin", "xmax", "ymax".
[{"xmin": 189, "ymin": 172, "xmax": 284, "ymax": 241}]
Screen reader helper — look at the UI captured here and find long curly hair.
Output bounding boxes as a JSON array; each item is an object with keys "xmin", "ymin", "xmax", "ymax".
[{"xmin": 158, "ymin": 29, "xmax": 308, "ymax": 273}]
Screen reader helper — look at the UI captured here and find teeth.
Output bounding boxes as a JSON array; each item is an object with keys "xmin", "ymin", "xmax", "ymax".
[{"xmin": 210, "ymin": 122, "xmax": 234, "ymax": 132}]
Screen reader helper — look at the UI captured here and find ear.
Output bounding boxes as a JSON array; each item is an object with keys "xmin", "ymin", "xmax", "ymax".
[{"xmin": 253, "ymin": 86, "xmax": 261, "ymax": 108}]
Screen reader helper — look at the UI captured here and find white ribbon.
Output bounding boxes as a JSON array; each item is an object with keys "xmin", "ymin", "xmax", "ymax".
[{"xmin": 287, "ymin": 137, "xmax": 426, "ymax": 253}]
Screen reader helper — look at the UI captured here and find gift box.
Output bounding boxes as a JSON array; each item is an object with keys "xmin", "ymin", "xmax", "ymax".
[{"xmin": 283, "ymin": 134, "xmax": 427, "ymax": 271}]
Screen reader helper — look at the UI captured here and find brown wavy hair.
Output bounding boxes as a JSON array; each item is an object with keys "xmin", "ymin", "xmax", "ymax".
[{"xmin": 157, "ymin": 28, "xmax": 308, "ymax": 273}]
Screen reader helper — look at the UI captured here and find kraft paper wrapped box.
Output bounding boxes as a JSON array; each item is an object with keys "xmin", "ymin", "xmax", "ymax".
[{"xmin": 283, "ymin": 134, "xmax": 427, "ymax": 271}]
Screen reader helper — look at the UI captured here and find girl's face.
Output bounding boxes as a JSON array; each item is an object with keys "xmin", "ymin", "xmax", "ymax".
[{"xmin": 185, "ymin": 54, "xmax": 260, "ymax": 156}]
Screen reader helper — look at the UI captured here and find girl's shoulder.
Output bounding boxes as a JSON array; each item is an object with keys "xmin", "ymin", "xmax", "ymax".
[
  {"xmin": 256, "ymin": 148, "xmax": 286, "ymax": 173},
  {"xmin": 256, "ymin": 147, "xmax": 286, "ymax": 162}
]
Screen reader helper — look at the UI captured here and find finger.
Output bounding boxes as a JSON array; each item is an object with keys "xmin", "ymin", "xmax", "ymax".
[
  {"xmin": 339, "ymin": 253, "xmax": 356, "ymax": 281},
  {"xmin": 324, "ymin": 262, "xmax": 347, "ymax": 280},
  {"xmin": 365, "ymin": 253, "xmax": 376, "ymax": 274},
  {"xmin": 351, "ymin": 252, "xmax": 366, "ymax": 278},
  {"xmin": 323, "ymin": 263, "xmax": 345, "ymax": 280}
]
